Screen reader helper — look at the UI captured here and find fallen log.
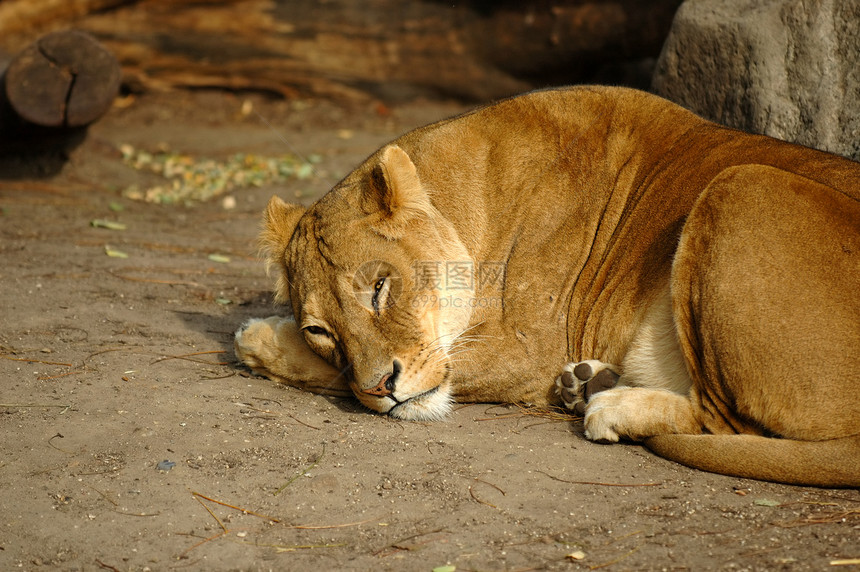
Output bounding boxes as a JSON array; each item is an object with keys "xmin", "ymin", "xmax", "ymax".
[{"xmin": 0, "ymin": 0, "xmax": 681, "ymax": 102}]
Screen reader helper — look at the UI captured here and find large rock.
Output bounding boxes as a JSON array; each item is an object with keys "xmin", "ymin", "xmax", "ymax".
[{"xmin": 652, "ymin": 0, "xmax": 860, "ymax": 161}]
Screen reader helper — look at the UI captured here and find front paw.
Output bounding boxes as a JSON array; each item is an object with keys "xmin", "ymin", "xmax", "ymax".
[
  {"xmin": 234, "ymin": 317, "xmax": 280, "ymax": 375},
  {"xmin": 234, "ymin": 316, "xmax": 349, "ymax": 396},
  {"xmin": 584, "ymin": 386, "xmax": 697, "ymax": 443},
  {"xmin": 582, "ymin": 387, "xmax": 634, "ymax": 443},
  {"xmin": 555, "ymin": 360, "xmax": 620, "ymax": 415}
]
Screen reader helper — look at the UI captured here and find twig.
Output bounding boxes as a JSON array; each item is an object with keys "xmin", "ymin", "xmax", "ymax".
[
  {"xmin": 235, "ymin": 402, "xmax": 273, "ymax": 414},
  {"xmin": 30, "ymin": 463, "xmax": 74, "ymax": 477},
  {"xmin": 521, "ymin": 420, "xmax": 568, "ymax": 430},
  {"xmin": 114, "ymin": 510, "xmax": 160, "ymax": 517},
  {"xmin": 37, "ymin": 370, "xmax": 86, "ymax": 381},
  {"xmin": 185, "ymin": 495, "xmax": 238, "ymax": 557},
  {"xmin": 248, "ymin": 541, "xmax": 346, "ymax": 553},
  {"xmin": 373, "ymin": 528, "xmax": 447, "ymax": 557},
  {"xmin": 285, "ymin": 412, "xmax": 322, "ymax": 430},
  {"xmin": 183, "ymin": 490, "xmax": 291, "ymax": 555},
  {"xmin": 815, "ymin": 491, "xmax": 860, "ymax": 504},
  {"xmin": 235, "ymin": 401, "xmax": 321, "ymax": 429},
  {"xmin": 84, "ymin": 483, "xmax": 119, "ymax": 507},
  {"xmin": 514, "ymin": 402, "xmax": 580, "ymax": 421},
  {"xmin": 287, "ymin": 518, "xmax": 374, "ymax": 530},
  {"xmin": 474, "ymin": 477, "xmax": 506, "ymax": 496},
  {"xmin": 81, "ymin": 346, "xmax": 146, "ymax": 366},
  {"xmin": 181, "ymin": 530, "xmax": 229, "ymax": 556},
  {"xmin": 474, "ymin": 403, "xmax": 578, "ymax": 422},
  {"xmin": 589, "ymin": 543, "xmax": 644, "ymax": 570},
  {"xmin": 200, "ymin": 372, "xmax": 236, "ymax": 380},
  {"xmin": 0, "ymin": 355, "xmax": 73, "ymax": 367},
  {"xmin": 1, "ymin": 403, "xmax": 71, "ymax": 413},
  {"xmin": 469, "ymin": 485, "xmax": 497, "ymax": 509},
  {"xmin": 538, "ymin": 470, "xmax": 661, "ymax": 487},
  {"xmin": 191, "ymin": 492, "xmax": 281, "ymax": 523},
  {"xmin": 771, "ymin": 500, "xmax": 840, "ymax": 509},
  {"xmin": 110, "ymin": 270, "xmax": 209, "ymax": 290},
  {"xmin": 473, "ymin": 413, "xmax": 574, "ymax": 424},
  {"xmin": 152, "ymin": 350, "xmax": 230, "ymax": 366},
  {"xmin": 605, "ymin": 530, "xmax": 644, "ymax": 545},
  {"xmin": 76, "ymin": 467, "xmax": 123, "ymax": 476},
  {"xmin": 194, "ymin": 494, "xmax": 227, "ymax": 532},
  {"xmin": 474, "ymin": 412, "xmax": 526, "ymax": 421},
  {"xmin": 166, "ymin": 555, "xmax": 203, "ymax": 569},
  {"xmin": 775, "ymin": 509, "xmax": 860, "ymax": 528},
  {"xmin": 48, "ymin": 433, "xmax": 75, "ymax": 454},
  {"xmin": 95, "ymin": 559, "xmax": 121, "ymax": 572},
  {"xmin": 273, "ymin": 444, "xmax": 325, "ymax": 496}
]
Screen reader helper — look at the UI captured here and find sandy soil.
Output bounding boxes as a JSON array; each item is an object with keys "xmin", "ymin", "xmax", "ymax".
[{"xmin": 1, "ymin": 90, "xmax": 858, "ymax": 572}]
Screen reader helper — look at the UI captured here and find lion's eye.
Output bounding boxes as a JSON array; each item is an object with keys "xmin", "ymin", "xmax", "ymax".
[
  {"xmin": 371, "ymin": 277, "xmax": 387, "ymax": 313},
  {"xmin": 304, "ymin": 325, "xmax": 329, "ymax": 337}
]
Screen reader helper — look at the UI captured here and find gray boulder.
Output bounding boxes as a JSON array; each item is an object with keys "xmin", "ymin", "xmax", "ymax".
[{"xmin": 652, "ymin": 0, "xmax": 860, "ymax": 161}]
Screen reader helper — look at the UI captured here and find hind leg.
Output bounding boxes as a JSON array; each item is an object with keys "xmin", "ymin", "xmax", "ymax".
[{"xmin": 671, "ymin": 165, "xmax": 860, "ymax": 438}]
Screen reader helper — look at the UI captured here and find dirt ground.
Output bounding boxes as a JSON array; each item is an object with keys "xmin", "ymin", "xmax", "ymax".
[{"xmin": 1, "ymin": 90, "xmax": 858, "ymax": 572}]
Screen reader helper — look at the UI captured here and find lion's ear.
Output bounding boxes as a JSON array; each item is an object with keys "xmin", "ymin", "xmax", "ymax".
[
  {"xmin": 259, "ymin": 195, "xmax": 305, "ymax": 303},
  {"xmin": 366, "ymin": 145, "xmax": 432, "ymax": 239}
]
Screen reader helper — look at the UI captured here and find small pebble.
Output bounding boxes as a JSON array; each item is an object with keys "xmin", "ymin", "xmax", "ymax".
[{"xmin": 156, "ymin": 460, "xmax": 176, "ymax": 472}]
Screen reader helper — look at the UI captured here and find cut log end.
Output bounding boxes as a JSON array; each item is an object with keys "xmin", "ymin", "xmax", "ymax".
[{"xmin": 4, "ymin": 29, "xmax": 121, "ymax": 128}]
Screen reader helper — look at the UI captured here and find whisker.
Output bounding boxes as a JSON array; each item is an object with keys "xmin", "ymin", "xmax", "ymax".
[{"xmin": 422, "ymin": 340, "xmax": 479, "ymax": 369}]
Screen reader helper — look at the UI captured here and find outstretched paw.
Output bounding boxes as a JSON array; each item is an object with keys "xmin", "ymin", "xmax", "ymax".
[
  {"xmin": 234, "ymin": 316, "xmax": 349, "ymax": 396},
  {"xmin": 555, "ymin": 360, "xmax": 620, "ymax": 415},
  {"xmin": 234, "ymin": 317, "xmax": 280, "ymax": 376}
]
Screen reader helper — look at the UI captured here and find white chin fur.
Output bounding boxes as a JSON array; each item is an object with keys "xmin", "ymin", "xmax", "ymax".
[{"xmin": 388, "ymin": 386, "xmax": 453, "ymax": 421}]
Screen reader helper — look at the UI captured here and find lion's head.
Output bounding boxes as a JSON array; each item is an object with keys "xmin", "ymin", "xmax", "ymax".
[{"xmin": 261, "ymin": 145, "xmax": 475, "ymax": 420}]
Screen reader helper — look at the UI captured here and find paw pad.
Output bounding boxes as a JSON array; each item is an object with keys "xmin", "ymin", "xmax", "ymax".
[
  {"xmin": 585, "ymin": 369, "xmax": 619, "ymax": 399},
  {"xmin": 555, "ymin": 360, "xmax": 620, "ymax": 415}
]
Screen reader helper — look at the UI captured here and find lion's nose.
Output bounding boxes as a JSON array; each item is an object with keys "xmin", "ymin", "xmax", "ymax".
[{"xmin": 362, "ymin": 360, "xmax": 402, "ymax": 397}]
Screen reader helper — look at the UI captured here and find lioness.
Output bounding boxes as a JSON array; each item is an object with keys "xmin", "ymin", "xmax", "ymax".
[{"xmin": 236, "ymin": 86, "xmax": 859, "ymax": 487}]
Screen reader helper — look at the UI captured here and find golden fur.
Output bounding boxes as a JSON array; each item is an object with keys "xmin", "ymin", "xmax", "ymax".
[{"xmin": 235, "ymin": 86, "xmax": 860, "ymax": 487}]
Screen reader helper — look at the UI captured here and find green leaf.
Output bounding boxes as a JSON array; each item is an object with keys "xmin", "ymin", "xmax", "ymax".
[
  {"xmin": 104, "ymin": 246, "xmax": 128, "ymax": 258},
  {"xmin": 91, "ymin": 219, "xmax": 127, "ymax": 231},
  {"xmin": 208, "ymin": 253, "xmax": 231, "ymax": 264},
  {"xmin": 754, "ymin": 498, "xmax": 780, "ymax": 507}
]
